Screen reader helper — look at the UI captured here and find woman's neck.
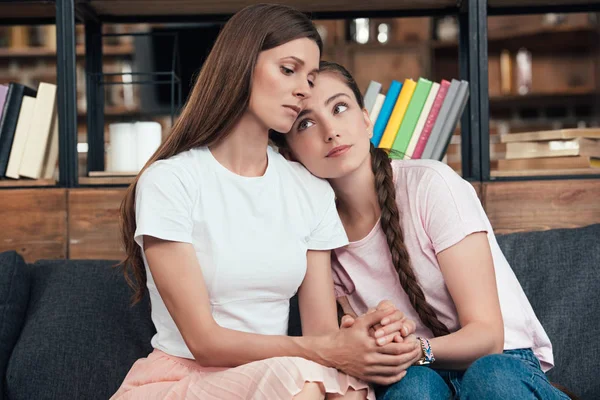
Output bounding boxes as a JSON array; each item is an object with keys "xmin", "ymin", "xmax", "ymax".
[
  {"xmin": 209, "ymin": 112, "xmax": 270, "ymax": 177},
  {"xmin": 329, "ymin": 155, "xmax": 380, "ymax": 242}
]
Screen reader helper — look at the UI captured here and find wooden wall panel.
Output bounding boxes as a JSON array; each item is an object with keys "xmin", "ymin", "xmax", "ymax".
[
  {"xmin": 1, "ymin": 189, "xmax": 67, "ymax": 262},
  {"xmin": 68, "ymin": 188, "xmax": 127, "ymax": 260},
  {"xmin": 483, "ymin": 179, "xmax": 600, "ymax": 235}
]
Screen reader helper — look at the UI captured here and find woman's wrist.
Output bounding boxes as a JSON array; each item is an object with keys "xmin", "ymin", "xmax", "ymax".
[{"xmin": 293, "ymin": 333, "xmax": 338, "ymax": 369}]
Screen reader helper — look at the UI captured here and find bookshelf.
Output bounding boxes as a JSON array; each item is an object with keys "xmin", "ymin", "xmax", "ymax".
[
  {"xmin": 0, "ymin": 0, "xmax": 599, "ymax": 189},
  {"xmin": 1, "ymin": 0, "xmax": 600, "ymax": 263}
]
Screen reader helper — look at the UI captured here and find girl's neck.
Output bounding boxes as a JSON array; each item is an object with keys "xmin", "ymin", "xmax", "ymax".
[
  {"xmin": 209, "ymin": 111, "xmax": 270, "ymax": 177},
  {"xmin": 329, "ymin": 155, "xmax": 380, "ymax": 242}
]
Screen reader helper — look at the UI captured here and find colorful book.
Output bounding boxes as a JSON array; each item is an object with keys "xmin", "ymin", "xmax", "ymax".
[
  {"xmin": 363, "ymin": 80, "xmax": 382, "ymax": 114},
  {"xmin": 390, "ymin": 78, "xmax": 433, "ymax": 159},
  {"xmin": 412, "ymin": 80, "xmax": 450, "ymax": 159},
  {"xmin": 372, "ymin": 80, "xmax": 402, "ymax": 146},
  {"xmin": 405, "ymin": 82, "xmax": 439, "ymax": 159},
  {"xmin": 421, "ymin": 79, "xmax": 460, "ymax": 159},
  {"xmin": 431, "ymin": 80, "xmax": 470, "ymax": 161},
  {"xmin": 378, "ymin": 79, "xmax": 416, "ymax": 150}
]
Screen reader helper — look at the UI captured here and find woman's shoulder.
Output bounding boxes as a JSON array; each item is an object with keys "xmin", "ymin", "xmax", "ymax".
[
  {"xmin": 139, "ymin": 147, "xmax": 206, "ymax": 187},
  {"xmin": 391, "ymin": 159, "xmax": 466, "ymax": 188},
  {"xmin": 269, "ymin": 147, "xmax": 333, "ymax": 194}
]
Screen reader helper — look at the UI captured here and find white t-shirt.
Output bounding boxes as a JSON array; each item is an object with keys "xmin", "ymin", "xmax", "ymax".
[{"xmin": 134, "ymin": 146, "xmax": 348, "ymax": 359}]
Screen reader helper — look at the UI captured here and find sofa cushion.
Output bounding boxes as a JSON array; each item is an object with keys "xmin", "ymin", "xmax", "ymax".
[
  {"xmin": 0, "ymin": 251, "xmax": 30, "ymax": 397},
  {"xmin": 5, "ymin": 259, "xmax": 155, "ymax": 400},
  {"xmin": 496, "ymin": 223, "xmax": 600, "ymax": 400}
]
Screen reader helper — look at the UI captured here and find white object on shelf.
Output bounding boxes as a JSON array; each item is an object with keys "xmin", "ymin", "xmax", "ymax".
[
  {"xmin": 135, "ymin": 121, "xmax": 162, "ymax": 170},
  {"xmin": 108, "ymin": 122, "xmax": 137, "ymax": 172}
]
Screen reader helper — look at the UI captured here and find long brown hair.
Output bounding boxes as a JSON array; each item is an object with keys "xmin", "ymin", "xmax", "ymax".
[
  {"xmin": 280, "ymin": 61, "xmax": 451, "ymax": 337},
  {"xmin": 119, "ymin": 4, "xmax": 323, "ymax": 304}
]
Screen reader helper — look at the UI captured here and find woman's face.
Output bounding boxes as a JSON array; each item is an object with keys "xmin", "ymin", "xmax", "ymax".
[
  {"xmin": 248, "ymin": 38, "xmax": 320, "ymax": 133},
  {"xmin": 285, "ymin": 72, "xmax": 373, "ymax": 179}
]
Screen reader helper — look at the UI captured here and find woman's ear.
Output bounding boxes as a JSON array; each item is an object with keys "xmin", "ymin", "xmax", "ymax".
[{"xmin": 362, "ymin": 108, "xmax": 374, "ymax": 139}]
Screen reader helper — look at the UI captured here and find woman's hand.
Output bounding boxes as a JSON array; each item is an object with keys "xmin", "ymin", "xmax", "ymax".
[
  {"xmin": 341, "ymin": 300, "xmax": 416, "ymax": 345},
  {"xmin": 325, "ymin": 307, "xmax": 421, "ymax": 385}
]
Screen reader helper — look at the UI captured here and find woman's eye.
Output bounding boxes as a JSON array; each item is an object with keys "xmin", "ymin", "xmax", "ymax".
[
  {"xmin": 333, "ymin": 103, "xmax": 349, "ymax": 115},
  {"xmin": 281, "ymin": 66, "xmax": 294, "ymax": 75},
  {"xmin": 308, "ymin": 80, "xmax": 314, "ymax": 88},
  {"xmin": 298, "ymin": 120, "xmax": 314, "ymax": 131}
]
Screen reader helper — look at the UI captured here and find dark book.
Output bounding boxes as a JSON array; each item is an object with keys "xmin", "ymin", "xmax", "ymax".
[{"xmin": 0, "ymin": 83, "xmax": 37, "ymax": 177}]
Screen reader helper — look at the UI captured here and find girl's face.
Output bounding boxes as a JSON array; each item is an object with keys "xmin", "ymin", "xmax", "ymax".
[
  {"xmin": 285, "ymin": 72, "xmax": 373, "ymax": 179},
  {"xmin": 248, "ymin": 38, "xmax": 320, "ymax": 134}
]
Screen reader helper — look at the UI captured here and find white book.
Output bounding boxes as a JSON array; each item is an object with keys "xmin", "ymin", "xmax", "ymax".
[
  {"xmin": 369, "ymin": 93, "xmax": 386, "ymax": 124},
  {"xmin": 5, "ymin": 96, "xmax": 35, "ymax": 179},
  {"xmin": 405, "ymin": 82, "xmax": 440, "ymax": 159},
  {"xmin": 19, "ymin": 82, "xmax": 57, "ymax": 179},
  {"xmin": 363, "ymin": 80, "xmax": 382, "ymax": 114}
]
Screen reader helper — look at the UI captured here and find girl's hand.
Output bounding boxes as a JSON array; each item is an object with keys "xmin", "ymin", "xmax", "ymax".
[
  {"xmin": 328, "ymin": 308, "xmax": 420, "ymax": 386},
  {"xmin": 340, "ymin": 300, "xmax": 417, "ymax": 346}
]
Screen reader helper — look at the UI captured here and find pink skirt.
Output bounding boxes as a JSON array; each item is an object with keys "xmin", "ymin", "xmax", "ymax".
[{"xmin": 110, "ymin": 349, "xmax": 375, "ymax": 399}]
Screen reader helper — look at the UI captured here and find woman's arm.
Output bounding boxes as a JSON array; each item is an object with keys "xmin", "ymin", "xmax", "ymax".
[
  {"xmin": 427, "ymin": 232, "xmax": 504, "ymax": 370},
  {"xmin": 297, "ymin": 250, "xmax": 339, "ymax": 336},
  {"xmin": 144, "ymin": 235, "xmax": 412, "ymax": 384}
]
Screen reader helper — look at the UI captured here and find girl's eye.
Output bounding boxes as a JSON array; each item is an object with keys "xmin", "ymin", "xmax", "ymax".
[
  {"xmin": 297, "ymin": 119, "xmax": 314, "ymax": 131},
  {"xmin": 333, "ymin": 102, "xmax": 349, "ymax": 115},
  {"xmin": 281, "ymin": 66, "xmax": 294, "ymax": 75},
  {"xmin": 308, "ymin": 80, "xmax": 314, "ymax": 88}
]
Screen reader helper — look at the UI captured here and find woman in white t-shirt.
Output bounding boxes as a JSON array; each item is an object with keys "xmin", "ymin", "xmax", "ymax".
[{"xmin": 111, "ymin": 5, "xmax": 419, "ymax": 400}]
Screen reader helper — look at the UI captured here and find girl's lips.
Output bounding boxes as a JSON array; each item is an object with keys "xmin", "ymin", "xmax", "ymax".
[{"xmin": 326, "ymin": 145, "xmax": 351, "ymax": 157}]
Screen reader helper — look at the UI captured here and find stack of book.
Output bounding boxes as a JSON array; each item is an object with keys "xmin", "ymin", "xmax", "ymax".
[
  {"xmin": 497, "ymin": 128, "xmax": 600, "ymax": 176},
  {"xmin": 0, "ymin": 81, "xmax": 59, "ymax": 181},
  {"xmin": 364, "ymin": 77, "xmax": 469, "ymax": 161}
]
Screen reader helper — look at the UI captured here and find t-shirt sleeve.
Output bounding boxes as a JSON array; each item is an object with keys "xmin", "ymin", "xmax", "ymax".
[
  {"xmin": 306, "ymin": 183, "xmax": 349, "ymax": 251},
  {"xmin": 134, "ymin": 163, "xmax": 196, "ymax": 248},
  {"xmin": 420, "ymin": 164, "xmax": 489, "ymax": 254}
]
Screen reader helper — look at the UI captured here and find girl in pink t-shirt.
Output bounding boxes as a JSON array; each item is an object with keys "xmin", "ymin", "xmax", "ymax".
[{"xmin": 273, "ymin": 61, "xmax": 570, "ymax": 399}]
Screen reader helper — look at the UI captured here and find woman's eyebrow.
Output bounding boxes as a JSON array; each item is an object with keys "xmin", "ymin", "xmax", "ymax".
[
  {"xmin": 282, "ymin": 56, "xmax": 319, "ymax": 75},
  {"xmin": 325, "ymin": 93, "xmax": 351, "ymax": 106}
]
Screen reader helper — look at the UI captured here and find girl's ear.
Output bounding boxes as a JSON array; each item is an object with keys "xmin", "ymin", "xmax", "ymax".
[{"xmin": 362, "ymin": 108, "xmax": 374, "ymax": 139}]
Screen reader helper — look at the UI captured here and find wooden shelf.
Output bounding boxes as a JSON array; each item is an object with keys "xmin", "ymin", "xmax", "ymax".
[
  {"xmin": 491, "ymin": 168, "xmax": 600, "ymax": 178},
  {"xmin": 490, "ymin": 88, "xmax": 597, "ymax": 107},
  {"xmin": 489, "ymin": 0, "xmax": 600, "ymax": 9},
  {"xmin": 0, "ymin": 2, "xmax": 55, "ymax": 23},
  {"xmin": 79, "ymin": 176, "xmax": 135, "ymax": 185},
  {"xmin": 0, "ymin": 44, "xmax": 134, "ymax": 59},
  {"xmin": 0, "ymin": 179, "xmax": 56, "ymax": 188},
  {"xmin": 433, "ymin": 24, "xmax": 597, "ymax": 52},
  {"xmin": 87, "ymin": 0, "xmax": 457, "ymax": 18}
]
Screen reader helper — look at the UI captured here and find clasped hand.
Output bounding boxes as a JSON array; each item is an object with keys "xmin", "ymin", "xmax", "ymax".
[{"xmin": 330, "ymin": 300, "xmax": 421, "ymax": 386}]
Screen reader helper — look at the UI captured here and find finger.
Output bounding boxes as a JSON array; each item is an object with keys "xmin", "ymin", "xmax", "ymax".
[
  {"xmin": 370, "ymin": 348, "xmax": 422, "ymax": 371},
  {"xmin": 400, "ymin": 318, "xmax": 416, "ymax": 336},
  {"xmin": 376, "ymin": 300, "xmax": 396, "ymax": 311},
  {"xmin": 374, "ymin": 320, "xmax": 404, "ymax": 339},
  {"xmin": 340, "ymin": 315, "xmax": 355, "ymax": 329},
  {"xmin": 358, "ymin": 308, "xmax": 398, "ymax": 329},
  {"xmin": 375, "ymin": 331, "xmax": 399, "ymax": 346},
  {"xmin": 380, "ymin": 310, "xmax": 405, "ymax": 326},
  {"xmin": 376, "ymin": 341, "xmax": 420, "ymax": 356}
]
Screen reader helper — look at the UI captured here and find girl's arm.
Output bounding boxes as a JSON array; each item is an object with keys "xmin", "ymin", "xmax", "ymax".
[
  {"xmin": 144, "ymin": 236, "xmax": 411, "ymax": 384},
  {"xmin": 427, "ymin": 232, "xmax": 504, "ymax": 370}
]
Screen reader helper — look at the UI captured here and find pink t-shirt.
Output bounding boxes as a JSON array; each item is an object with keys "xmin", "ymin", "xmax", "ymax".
[{"xmin": 332, "ymin": 160, "xmax": 554, "ymax": 372}]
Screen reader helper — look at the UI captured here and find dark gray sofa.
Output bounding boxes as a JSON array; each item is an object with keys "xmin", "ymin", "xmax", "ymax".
[{"xmin": 1, "ymin": 223, "xmax": 599, "ymax": 400}]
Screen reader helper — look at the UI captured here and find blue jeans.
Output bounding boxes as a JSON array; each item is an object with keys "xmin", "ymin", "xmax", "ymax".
[{"xmin": 376, "ymin": 349, "xmax": 570, "ymax": 400}]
